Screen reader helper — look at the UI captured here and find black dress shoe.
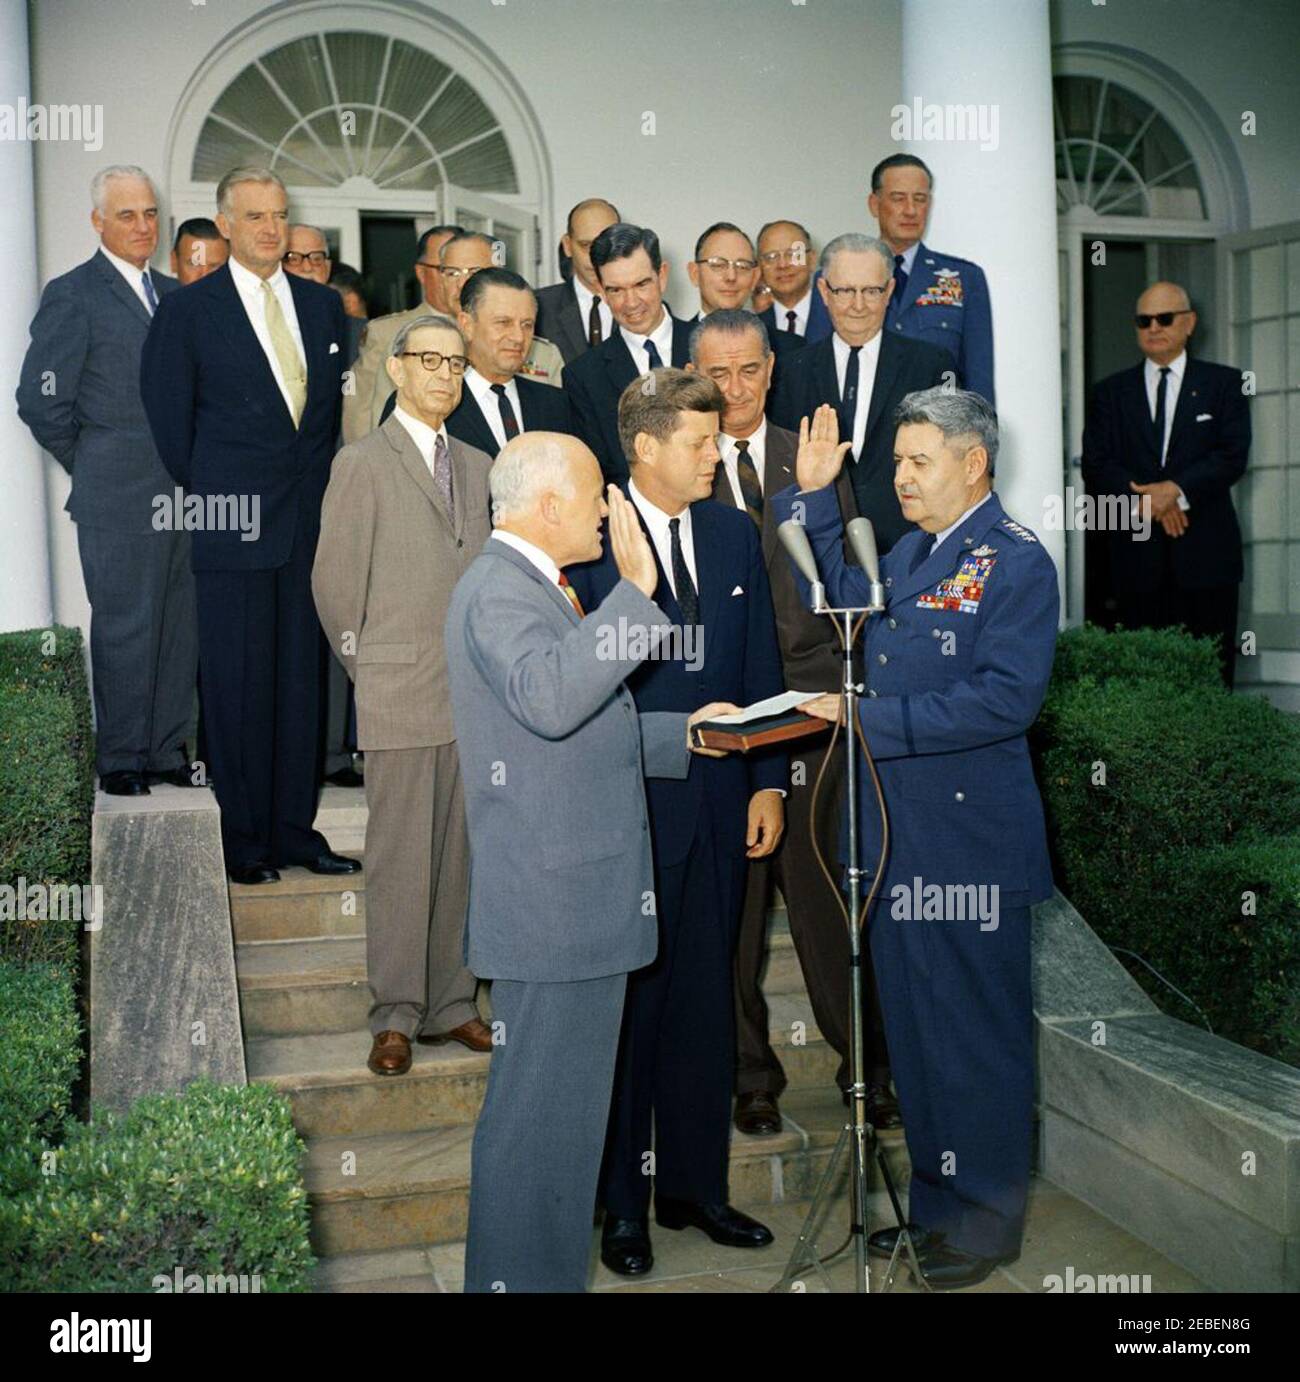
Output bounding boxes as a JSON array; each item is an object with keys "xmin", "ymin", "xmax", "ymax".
[
  {"xmin": 600, "ymin": 1216, "xmax": 653, "ymax": 1275},
  {"xmin": 101, "ymin": 770, "xmax": 150, "ymax": 796},
  {"xmin": 147, "ymin": 763, "xmax": 204, "ymax": 788},
  {"xmin": 867, "ymin": 1223, "xmax": 944, "ymax": 1260},
  {"xmin": 228, "ymin": 863, "xmax": 281, "ymax": 886},
  {"xmin": 654, "ymin": 1198, "xmax": 774, "ymax": 1247},
  {"xmin": 734, "ymin": 1090, "xmax": 783, "ymax": 1136},
  {"xmin": 913, "ymin": 1241, "xmax": 1017, "ymax": 1291},
  {"xmin": 864, "ymin": 1083, "xmax": 904, "ymax": 1131},
  {"xmin": 289, "ymin": 850, "xmax": 362, "ymax": 876},
  {"xmin": 325, "ymin": 766, "xmax": 364, "ymax": 788}
]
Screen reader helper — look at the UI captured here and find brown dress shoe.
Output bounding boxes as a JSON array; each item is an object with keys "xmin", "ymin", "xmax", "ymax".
[
  {"xmin": 367, "ymin": 1030, "xmax": 412, "ymax": 1076},
  {"xmin": 734, "ymin": 1090, "xmax": 783, "ymax": 1136},
  {"xmin": 416, "ymin": 1017, "xmax": 493, "ymax": 1053}
]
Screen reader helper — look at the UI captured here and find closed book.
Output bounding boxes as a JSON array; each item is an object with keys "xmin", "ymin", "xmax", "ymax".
[{"xmin": 691, "ymin": 711, "xmax": 829, "ymax": 753}]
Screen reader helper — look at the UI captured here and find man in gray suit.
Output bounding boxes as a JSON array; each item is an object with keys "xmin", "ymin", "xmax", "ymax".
[
  {"xmin": 17, "ymin": 164, "xmax": 197, "ymax": 796},
  {"xmin": 446, "ymin": 432, "xmax": 739, "ymax": 1292},
  {"xmin": 313, "ymin": 314, "xmax": 493, "ymax": 1076}
]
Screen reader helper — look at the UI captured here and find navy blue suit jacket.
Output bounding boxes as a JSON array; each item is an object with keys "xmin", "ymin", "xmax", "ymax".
[
  {"xmin": 771, "ymin": 483, "xmax": 1057, "ymax": 908},
  {"xmin": 568, "ymin": 489, "xmax": 787, "ymax": 868},
  {"xmin": 140, "ymin": 263, "xmax": 347, "ymax": 571},
  {"xmin": 562, "ymin": 315, "xmax": 694, "ymax": 480},
  {"xmin": 1081, "ymin": 357, "xmax": 1249, "ymax": 592},
  {"xmin": 445, "ymin": 374, "xmax": 574, "ymax": 458}
]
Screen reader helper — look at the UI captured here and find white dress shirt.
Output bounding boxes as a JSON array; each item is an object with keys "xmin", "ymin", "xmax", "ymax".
[
  {"xmin": 1144, "ymin": 350, "xmax": 1190, "ymax": 508},
  {"xmin": 392, "ymin": 404, "xmax": 450, "ymax": 478},
  {"xmin": 771, "ymin": 287, "xmax": 813, "ymax": 337},
  {"xmin": 832, "ymin": 330, "xmax": 883, "ymax": 461},
  {"xmin": 465, "ymin": 366, "xmax": 522, "ymax": 452},
  {"xmin": 929, "ymin": 491, "xmax": 994, "ymax": 555},
  {"xmin": 718, "ymin": 420, "xmax": 769, "ymax": 506},
  {"xmin": 228, "ymin": 255, "xmax": 306, "ymax": 419},
  {"xmin": 491, "ymin": 528, "xmax": 563, "ymax": 590},
  {"xmin": 100, "ymin": 244, "xmax": 158, "ymax": 316},
  {"xmin": 572, "ymin": 275, "xmax": 614, "ymax": 343},
  {"xmin": 628, "ymin": 479, "xmax": 697, "ymax": 599},
  {"xmin": 621, "ymin": 308, "xmax": 676, "ymax": 377}
]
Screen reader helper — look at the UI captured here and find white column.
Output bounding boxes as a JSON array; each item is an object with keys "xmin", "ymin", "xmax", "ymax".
[
  {"xmin": 0, "ymin": 0, "xmax": 53, "ymax": 633},
  {"xmin": 900, "ymin": 0, "xmax": 1066, "ymax": 589}
]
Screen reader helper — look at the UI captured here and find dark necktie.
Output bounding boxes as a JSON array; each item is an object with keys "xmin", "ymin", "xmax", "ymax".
[
  {"xmin": 733, "ymin": 440, "xmax": 763, "ymax": 529},
  {"xmin": 785, "ymin": 309, "xmax": 798, "ymax": 334},
  {"xmin": 588, "ymin": 295, "xmax": 603, "ymax": 347},
  {"xmin": 839, "ymin": 345, "xmax": 862, "ymax": 458},
  {"xmin": 668, "ymin": 516, "xmax": 700, "ymax": 626},
  {"xmin": 890, "ymin": 254, "xmax": 908, "ymax": 321},
  {"xmin": 644, "ymin": 338, "xmax": 664, "ymax": 370},
  {"xmin": 1152, "ymin": 366, "xmax": 1170, "ymax": 465},
  {"xmin": 432, "ymin": 433, "xmax": 454, "ymax": 522},
  {"xmin": 142, "ymin": 271, "xmax": 159, "ymax": 316},
  {"xmin": 490, "ymin": 383, "xmax": 520, "ymax": 441}
]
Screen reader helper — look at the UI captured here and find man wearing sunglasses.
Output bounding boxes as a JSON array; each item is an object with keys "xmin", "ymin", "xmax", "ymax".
[
  {"xmin": 313, "ymin": 313, "xmax": 495, "ymax": 1078},
  {"xmin": 1082, "ymin": 281, "xmax": 1250, "ymax": 685}
]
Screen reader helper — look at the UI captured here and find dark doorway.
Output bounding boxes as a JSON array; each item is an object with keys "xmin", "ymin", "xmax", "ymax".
[{"xmin": 360, "ymin": 215, "xmax": 422, "ymax": 319}]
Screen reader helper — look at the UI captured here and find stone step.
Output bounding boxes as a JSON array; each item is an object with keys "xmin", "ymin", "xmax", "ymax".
[
  {"xmin": 237, "ymin": 927, "xmax": 804, "ymax": 1038},
  {"xmin": 249, "ymin": 987, "xmax": 838, "ymax": 1139},
  {"xmin": 314, "ymin": 784, "xmax": 368, "ymax": 854},
  {"xmin": 230, "ymin": 864, "xmax": 367, "ymax": 943},
  {"xmin": 304, "ymin": 1085, "xmax": 909, "ymax": 1258}
]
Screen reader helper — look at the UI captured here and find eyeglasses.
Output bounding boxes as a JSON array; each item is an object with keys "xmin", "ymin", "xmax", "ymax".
[
  {"xmin": 399, "ymin": 350, "xmax": 469, "ymax": 375},
  {"xmin": 437, "ymin": 265, "xmax": 484, "ymax": 280},
  {"xmin": 696, "ymin": 256, "xmax": 758, "ymax": 273},
  {"xmin": 1135, "ymin": 310, "xmax": 1191, "ymax": 329},
  {"xmin": 283, "ymin": 250, "xmax": 329, "ymax": 266},
  {"xmin": 824, "ymin": 283, "xmax": 889, "ymax": 302},
  {"xmin": 760, "ymin": 248, "xmax": 808, "ymax": 265}
]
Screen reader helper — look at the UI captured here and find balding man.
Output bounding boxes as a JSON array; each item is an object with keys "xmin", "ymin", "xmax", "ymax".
[
  {"xmin": 536, "ymin": 198, "xmax": 621, "ymax": 363},
  {"xmin": 1083, "ymin": 282, "xmax": 1249, "ymax": 684},
  {"xmin": 446, "ymin": 433, "xmax": 739, "ymax": 1292},
  {"xmin": 283, "ymin": 224, "xmax": 332, "ymax": 285},
  {"xmin": 770, "ymin": 233, "xmax": 958, "ymax": 555},
  {"xmin": 17, "ymin": 164, "xmax": 195, "ymax": 797},
  {"xmin": 314, "ymin": 314, "xmax": 493, "ymax": 1075}
]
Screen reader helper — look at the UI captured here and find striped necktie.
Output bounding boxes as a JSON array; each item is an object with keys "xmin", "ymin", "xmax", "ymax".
[
  {"xmin": 432, "ymin": 432, "xmax": 454, "ymax": 521},
  {"xmin": 733, "ymin": 439, "xmax": 764, "ymax": 529},
  {"xmin": 260, "ymin": 280, "xmax": 307, "ymax": 427},
  {"xmin": 558, "ymin": 571, "xmax": 584, "ymax": 617},
  {"xmin": 142, "ymin": 271, "xmax": 159, "ymax": 316}
]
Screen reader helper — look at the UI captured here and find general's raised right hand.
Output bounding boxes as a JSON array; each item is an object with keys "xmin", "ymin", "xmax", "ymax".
[
  {"xmin": 608, "ymin": 486, "xmax": 658, "ymax": 598},
  {"xmin": 795, "ymin": 403, "xmax": 852, "ymax": 492}
]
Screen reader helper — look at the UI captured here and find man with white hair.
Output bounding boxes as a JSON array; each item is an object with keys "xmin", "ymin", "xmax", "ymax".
[
  {"xmin": 313, "ymin": 313, "xmax": 494, "ymax": 1075},
  {"xmin": 18, "ymin": 164, "xmax": 196, "ymax": 797},
  {"xmin": 445, "ymin": 431, "xmax": 741, "ymax": 1292},
  {"xmin": 770, "ymin": 233, "xmax": 958, "ymax": 556}
]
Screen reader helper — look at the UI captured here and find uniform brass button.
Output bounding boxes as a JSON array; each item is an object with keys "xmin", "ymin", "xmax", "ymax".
[
  {"xmin": 885, "ymin": 577, "xmax": 893, "ymax": 587},
  {"xmin": 888, "ymin": 618, "xmax": 897, "ymax": 630},
  {"xmin": 868, "ymin": 689, "xmax": 879, "ymax": 698},
  {"xmin": 878, "ymin": 653, "xmax": 888, "ymax": 665},
  {"xmin": 954, "ymin": 791, "xmax": 965, "ymax": 802},
  {"xmin": 932, "ymin": 628, "xmax": 941, "ymax": 638}
]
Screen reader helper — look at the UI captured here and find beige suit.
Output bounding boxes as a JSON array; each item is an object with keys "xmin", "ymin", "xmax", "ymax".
[
  {"xmin": 312, "ymin": 414, "xmax": 493, "ymax": 1038},
  {"xmin": 343, "ymin": 304, "xmax": 565, "ymax": 444}
]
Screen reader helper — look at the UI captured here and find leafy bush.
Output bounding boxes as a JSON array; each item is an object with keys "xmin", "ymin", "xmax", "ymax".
[
  {"xmin": 0, "ymin": 960, "xmax": 80, "ymax": 1157},
  {"xmin": 0, "ymin": 627, "xmax": 94, "ymax": 967},
  {"xmin": 0, "ymin": 1080, "xmax": 314, "ymax": 1292},
  {"xmin": 1048, "ymin": 622, "xmax": 1223, "ymax": 693}
]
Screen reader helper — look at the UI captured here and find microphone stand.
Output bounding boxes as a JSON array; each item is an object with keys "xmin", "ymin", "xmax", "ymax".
[{"xmin": 771, "ymin": 568, "xmax": 924, "ymax": 1296}]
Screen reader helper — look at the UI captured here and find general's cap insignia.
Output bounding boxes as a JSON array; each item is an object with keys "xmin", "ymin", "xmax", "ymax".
[
  {"xmin": 916, "ymin": 554, "xmax": 995, "ymax": 614},
  {"xmin": 999, "ymin": 518, "xmax": 1038, "ymax": 544}
]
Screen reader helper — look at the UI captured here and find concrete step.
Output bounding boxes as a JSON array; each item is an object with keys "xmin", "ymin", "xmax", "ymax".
[
  {"xmin": 304, "ymin": 1085, "xmax": 909, "ymax": 1258},
  {"xmin": 249, "ymin": 986, "xmax": 838, "ymax": 1139},
  {"xmin": 314, "ymin": 784, "xmax": 367, "ymax": 854},
  {"xmin": 237, "ymin": 926, "xmax": 805, "ymax": 1039},
  {"xmin": 230, "ymin": 864, "xmax": 366, "ymax": 943}
]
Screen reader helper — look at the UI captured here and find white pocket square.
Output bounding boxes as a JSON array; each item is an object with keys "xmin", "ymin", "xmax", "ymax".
[
  {"xmin": 1196, "ymin": 412, "xmax": 1212, "ymax": 422},
  {"xmin": 329, "ymin": 342, "xmax": 340, "ymax": 354},
  {"xmin": 731, "ymin": 585, "xmax": 744, "ymax": 596}
]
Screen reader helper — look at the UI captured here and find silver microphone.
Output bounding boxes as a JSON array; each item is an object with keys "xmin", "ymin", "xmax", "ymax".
[
  {"xmin": 845, "ymin": 517, "xmax": 887, "ymax": 611},
  {"xmin": 777, "ymin": 519, "xmax": 825, "ymax": 611}
]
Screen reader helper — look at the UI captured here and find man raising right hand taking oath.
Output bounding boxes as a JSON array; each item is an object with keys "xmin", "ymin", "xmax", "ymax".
[{"xmin": 445, "ymin": 432, "xmax": 740, "ymax": 1293}]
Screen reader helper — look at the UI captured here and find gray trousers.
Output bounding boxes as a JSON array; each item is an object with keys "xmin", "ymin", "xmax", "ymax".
[
  {"xmin": 76, "ymin": 521, "xmax": 197, "ymax": 777},
  {"xmin": 363, "ymin": 742, "xmax": 478, "ymax": 1037},
  {"xmin": 464, "ymin": 971, "xmax": 627, "ymax": 1293}
]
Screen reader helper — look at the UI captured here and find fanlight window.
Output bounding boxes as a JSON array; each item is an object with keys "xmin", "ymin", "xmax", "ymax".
[
  {"xmin": 191, "ymin": 31, "xmax": 518, "ymax": 194},
  {"xmin": 1054, "ymin": 75, "xmax": 1205, "ymax": 220}
]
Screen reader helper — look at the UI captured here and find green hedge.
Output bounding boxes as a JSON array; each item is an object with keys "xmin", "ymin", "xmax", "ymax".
[
  {"xmin": 1035, "ymin": 627, "xmax": 1300, "ymax": 1065},
  {"xmin": 0, "ymin": 1080, "xmax": 314, "ymax": 1292},
  {"xmin": 0, "ymin": 960, "xmax": 80, "ymax": 1153},
  {"xmin": 0, "ymin": 627, "xmax": 95, "ymax": 968}
]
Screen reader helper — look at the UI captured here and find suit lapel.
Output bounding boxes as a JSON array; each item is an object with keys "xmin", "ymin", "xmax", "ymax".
[
  {"xmin": 670, "ymin": 316, "xmax": 693, "ymax": 367},
  {"xmin": 814, "ymin": 338, "xmax": 839, "ymax": 410},
  {"xmin": 1124, "ymin": 364, "xmax": 1159, "ymax": 469},
  {"xmin": 1165, "ymin": 359, "xmax": 1200, "ymax": 464},
  {"xmin": 691, "ymin": 501, "xmax": 726, "ymax": 634},
  {"xmin": 384, "ymin": 415, "xmax": 451, "ymax": 529},
  {"xmin": 559, "ymin": 282, "xmax": 585, "ymax": 358},
  {"xmin": 287, "ymin": 274, "xmax": 322, "ymax": 416},
  {"xmin": 92, "ymin": 250, "xmax": 152, "ymax": 328},
  {"xmin": 863, "ymin": 333, "xmax": 900, "ymax": 447},
  {"xmin": 605, "ymin": 334, "xmax": 640, "ymax": 395},
  {"xmin": 763, "ymin": 425, "xmax": 798, "ymax": 568},
  {"xmin": 890, "ymin": 493, "xmax": 1006, "ymax": 605},
  {"xmin": 206, "ymin": 265, "xmax": 296, "ymax": 427},
  {"xmin": 450, "ymin": 388, "xmax": 499, "ymax": 457},
  {"xmin": 488, "ymin": 539, "xmax": 580, "ymax": 623}
]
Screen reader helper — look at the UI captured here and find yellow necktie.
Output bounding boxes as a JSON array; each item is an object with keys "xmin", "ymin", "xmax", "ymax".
[{"xmin": 261, "ymin": 280, "xmax": 307, "ymax": 427}]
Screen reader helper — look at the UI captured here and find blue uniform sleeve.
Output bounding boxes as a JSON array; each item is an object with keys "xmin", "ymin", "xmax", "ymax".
[
  {"xmin": 960, "ymin": 262, "xmax": 995, "ymax": 406},
  {"xmin": 769, "ymin": 480, "xmax": 875, "ymax": 613},
  {"xmin": 858, "ymin": 544, "xmax": 1059, "ymax": 761}
]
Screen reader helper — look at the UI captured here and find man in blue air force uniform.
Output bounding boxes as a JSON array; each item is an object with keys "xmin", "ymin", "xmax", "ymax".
[{"xmin": 771, "ymin": 388, "xmax": 1058, "ymax": 1290}]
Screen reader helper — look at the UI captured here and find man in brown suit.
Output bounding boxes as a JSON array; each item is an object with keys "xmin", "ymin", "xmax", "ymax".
[
  {"xmin": 313, "ymin": 313, "xmax": 494, "ymax": 1075},
  {"xmin": 687, "ymin": 309, "xmax": 898, "ymax": 1135}
]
